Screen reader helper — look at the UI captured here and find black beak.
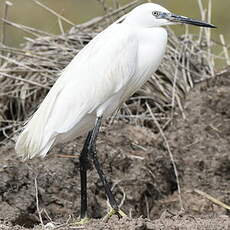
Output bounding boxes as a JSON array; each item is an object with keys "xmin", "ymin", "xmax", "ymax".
[{"xmin": 167, "ymin": 13, "xmax": 216, "ymax": 28}]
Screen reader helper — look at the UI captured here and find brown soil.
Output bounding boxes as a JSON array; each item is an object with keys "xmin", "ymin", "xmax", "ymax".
[{"xmin": 0, "ymin": 75, "xmax": 229, "ymax": 229}]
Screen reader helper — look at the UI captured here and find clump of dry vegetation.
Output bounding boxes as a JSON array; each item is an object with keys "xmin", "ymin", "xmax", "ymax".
[{"xmin": 0, "ymin": 0, "xmax": 226, "ymax": 142}]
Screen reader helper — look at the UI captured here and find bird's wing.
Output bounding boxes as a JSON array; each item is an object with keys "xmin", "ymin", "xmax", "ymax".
[
  {"xmin": 15, "ymin": 24, "xmax": 138, "ymax": 159},
  {"xmin": 47, "ymin": 24, "xmax": 139, "ymax": 133}
]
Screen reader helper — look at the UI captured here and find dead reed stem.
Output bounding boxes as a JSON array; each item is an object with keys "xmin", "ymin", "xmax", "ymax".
[
  {"xmin": 146, "ymin": 103, "xmax": 184, "ymax": 211},
  {"xmin": 0, "ymin": 1, "xmax": 13, "ymax": 65}
]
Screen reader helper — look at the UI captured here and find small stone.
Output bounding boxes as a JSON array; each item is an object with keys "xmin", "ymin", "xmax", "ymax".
[{"xmin": 44, "ymin": 222, "xmax": 56, "ymax": 229}]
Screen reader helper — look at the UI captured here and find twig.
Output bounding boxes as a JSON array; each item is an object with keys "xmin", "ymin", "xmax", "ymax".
[
  {"xmin": 0, "ymin": 1, "xmax": 12, "ymax": 45},
  {"xmin": 96, "ymin": 0, "xmax": 110, "ymax": 14},
  {"xmin": 58, "ymin": 15, "xmax": 65, "ymax": 35},
  {"xmin": 194, "ymin": 189, "xmax": 230, "ymax": 211},
  {"xmin": 0, "ymin": 53, "xmax": 34, "ymax": 70},
  {"xmin": 197, "ymin": 0, "xmax": 206, "ymax": 44},
  {"xmin": 54, "ymin": 154, "xmax": 78, "ymax": 158},
  {"xmin": 207, "ymin": 0, "xmax": 215, "ymax": 75},
  {"xmin": 31, "ymin": 0, "xmax": 75, "ymax": 26},
  {"xmin": 34, "ymin": 177, "xmax": 44, "ymax": 228},
  {"xmin": 112, "ymin": 0, "xmax": 120, "ymax": 9},
  {"xmin": 108, "ymin": 180, "xmax": 126, "ymax": 210},
  {"xmin": 219, "ymin": 34, "xmax": 230, "ymax": 66},
  {"xmin": 145, "ymin": 195, "xmax": 150, "ymax": 219},
  {"xmin": 0, "ymin": 1, "xmax": 13, "ymax": 65},
  {"xmin": 146, "ymin": 102, "xmax": 184, "ymax": 211},
  {"xmin": 1, "ymin": 18, "xmax": 53, "ymax": 37},
  {"xmin": 0, "ymin": 72, "xmax": 50, "ymax": 89},
  {"xmin": 170, "ymin": 58, "xmax": 179, "ymax": 118}
]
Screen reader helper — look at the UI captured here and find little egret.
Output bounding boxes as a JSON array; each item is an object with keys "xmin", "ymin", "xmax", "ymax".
[{"xmin": 15, "ymin": 3, "xmax": 215, "ymax": 220}]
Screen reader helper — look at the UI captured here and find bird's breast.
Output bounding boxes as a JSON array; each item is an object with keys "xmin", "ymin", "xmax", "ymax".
[
  {"xmin": 137, "ymin": 27, "xmax": 167, "ymax": 76},
  {"xmin": 123, "ymin": 27, "xmax": 168, "ymax": 97}
]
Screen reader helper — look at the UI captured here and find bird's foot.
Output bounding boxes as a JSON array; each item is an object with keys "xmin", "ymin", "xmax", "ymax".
[
  {"xmin": 72, "ymin": 216, "xmax": 91, "ymax": 226},
  {"xmin": 103, "ymin": 208, "xmax": 127, "ymax": 222}
]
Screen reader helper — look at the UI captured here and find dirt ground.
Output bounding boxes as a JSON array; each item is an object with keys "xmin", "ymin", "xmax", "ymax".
[{"xmin": 0, "ymin": 75, "xmax": 229, "ymax": 229}]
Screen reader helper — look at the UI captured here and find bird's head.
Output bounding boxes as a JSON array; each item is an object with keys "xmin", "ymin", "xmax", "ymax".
[{"xmin": 122, "ymin": 3, "xmax": 216, "ymax": 28}]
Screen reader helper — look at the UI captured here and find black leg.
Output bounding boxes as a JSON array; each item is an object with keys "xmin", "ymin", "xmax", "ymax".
[
  {"xmin": 93, "ymin": 151, "xmax": 119, "ymax": 212},
  {"xmin": 79, "ymin": 130, "xmax": 93, "ymax": 219},
  {"xmin": 88, "ymin": 117, "xmax": 119, "ymax": 214}
]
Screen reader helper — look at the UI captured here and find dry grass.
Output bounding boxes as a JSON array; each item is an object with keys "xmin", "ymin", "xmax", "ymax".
[{"xmin": 0, "ymin": 0, "xmax": 225, "ymax": 142}]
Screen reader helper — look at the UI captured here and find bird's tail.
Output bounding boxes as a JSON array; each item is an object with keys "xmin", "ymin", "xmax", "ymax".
[
  {"xmin": 15, "ymin": 119, "xmax": 55, "ymax": 161},
  {"xmin": 15, "ymin": 88, "xmax": 60, "ymax": 160}
]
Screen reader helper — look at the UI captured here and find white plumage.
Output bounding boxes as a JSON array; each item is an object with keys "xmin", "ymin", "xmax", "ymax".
[{"xmin": 15, "ymin": 3, "xmax": 214, "ymax": 160}]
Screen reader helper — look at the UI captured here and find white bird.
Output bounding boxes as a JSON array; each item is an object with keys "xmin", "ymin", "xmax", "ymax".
[{"xmin": 15, "ymin": 3, "xmax": 215, "ymax": 220}]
